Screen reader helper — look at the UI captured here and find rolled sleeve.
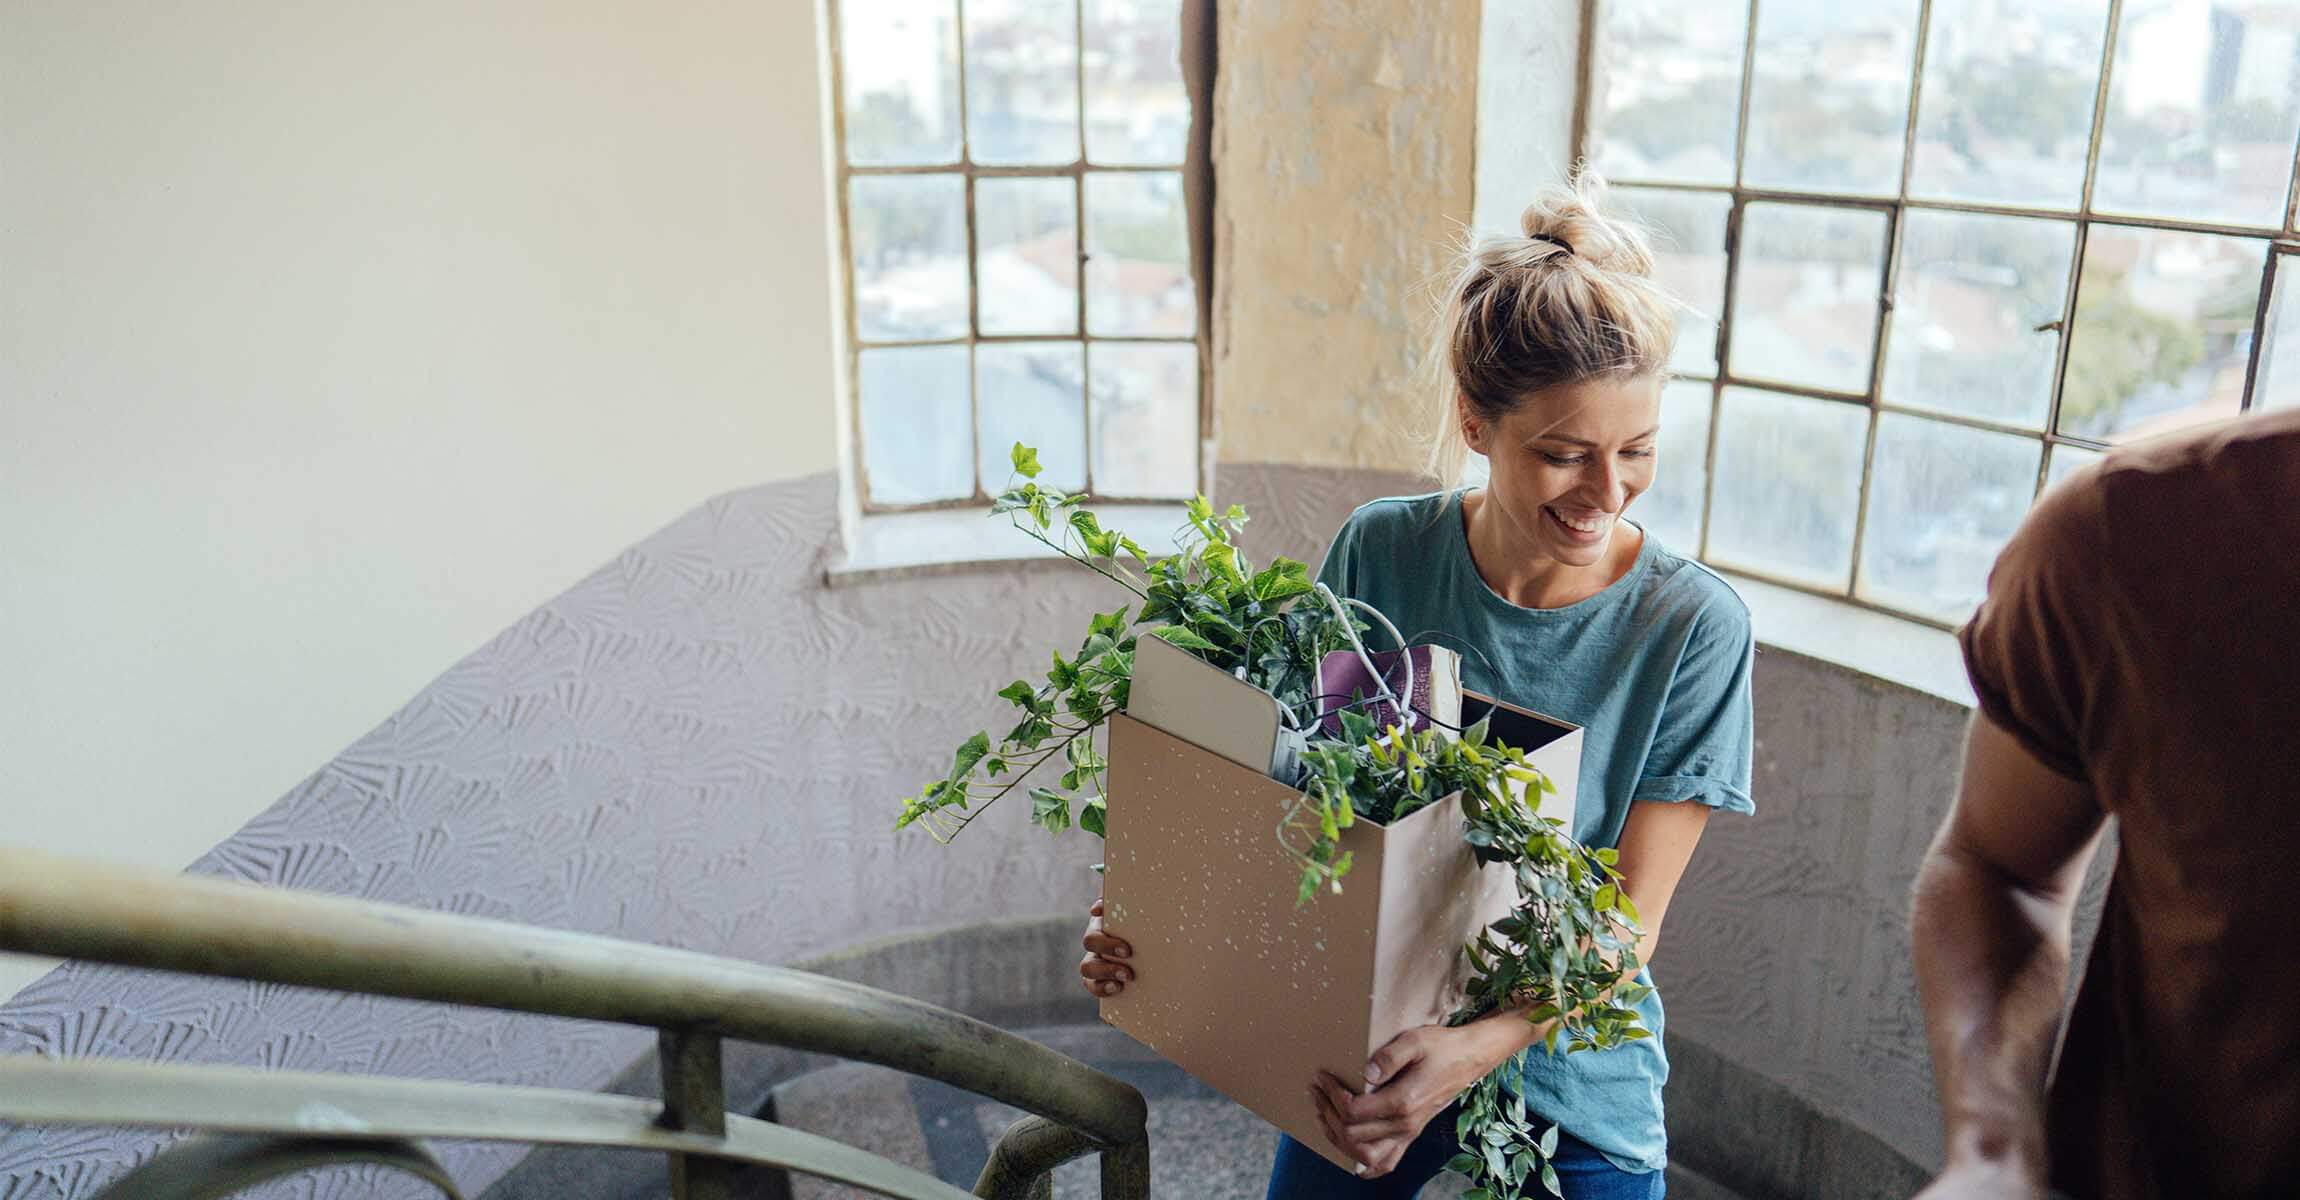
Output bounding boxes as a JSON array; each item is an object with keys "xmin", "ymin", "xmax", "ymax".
[
  {"xmin": 1633, "ymin": 598, "xmax": 1757, "ymax": 816},
  {"xmin": 1957, "ymin": 475, "xmax": 2107, "ymax": 783}
]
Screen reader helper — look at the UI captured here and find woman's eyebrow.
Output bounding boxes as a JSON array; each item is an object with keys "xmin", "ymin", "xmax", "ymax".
[{"xmin": 1529, "ymin": 426, "xmax": 1664, "ymax": 448}]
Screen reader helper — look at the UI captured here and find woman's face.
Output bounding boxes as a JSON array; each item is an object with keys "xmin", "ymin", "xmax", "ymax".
[{"xmin": 1464, "ymin": 375, "xmax": 1664, "ymax": 569}]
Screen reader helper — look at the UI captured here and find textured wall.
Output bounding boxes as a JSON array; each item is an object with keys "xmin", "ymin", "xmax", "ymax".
[
  {"xmin": 1210, "ymin": 0, "xmax": 1481, "ymax": 472},
  {"xmin": 0, "ymin": 465, "xmax": 1403, "ymax": 1200},
  {"xmin": 0, "ymin": 0, "xmax": 840, "ymax": 1004}
]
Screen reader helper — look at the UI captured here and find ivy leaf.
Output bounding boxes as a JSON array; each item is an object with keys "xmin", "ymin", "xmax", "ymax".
[
  {"xmin": 1537, "ymin": 1123, "xmax": 1559, "ymax": 1158},
  {"xmin": 997, "ymin": 680, "xmax": 1036, "ymax": 708},
  {"xmin": 949, "ymin": 732, "xmax": 990, "ymax": 782},
  {"xmin": 1088, "ymin": 606, "xmax": 1130, "ymax": 640},
  {"xmin": 1203, "ymin": 542, "xmax": 1245, "ymax": 585},
  {"xmin": 1149, "ymin": 624, "xmax": 1219, "ymax": 652},
  {"xmin": 1541, "ymin": 1160, "xmax": 1561, "ymax": 1198},
  {"xmin": 1080, "ymin": 797, "xmax": 1107, "ymax": 838},
  {"xmin": 1444, "ymin": 1153, "xmax": 1479, "ymax": 1178},
  {"xmin": 1011, "ymin": 442, "xmax": 1043, "ymax": 479},
  {"xmin": 1247, "ymin": 558, "xmax": 1313, "ymax": 602},
  {"xmin": 1029, "ymin": 787, "xmax": 1072, "ymax": 834}
]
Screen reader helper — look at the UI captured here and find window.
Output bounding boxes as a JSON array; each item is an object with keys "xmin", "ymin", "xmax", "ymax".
[
  {"xmin": 828, "ymin": 0, "xmax": 1203, "ymax": 512},
  {"xmin": 1585, "ymin": 0, "xmax": 2300, "ymax": 626}
]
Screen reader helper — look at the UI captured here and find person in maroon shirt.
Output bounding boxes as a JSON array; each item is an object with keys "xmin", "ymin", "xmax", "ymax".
[{"xmin": 1911, "ymin": 408, "xmax": 2300, "ymax": 1200}]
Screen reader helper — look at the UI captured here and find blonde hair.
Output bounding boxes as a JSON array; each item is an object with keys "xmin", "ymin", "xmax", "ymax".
[{"xmin": 1423, "ymin": 175, "xmax": 1681, "ymax": 488}]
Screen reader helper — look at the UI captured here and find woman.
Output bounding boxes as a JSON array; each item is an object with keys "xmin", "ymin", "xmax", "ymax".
[{"xmin": 1081, "ymin": 179, "xmax": 1755, "ymax": 1199}]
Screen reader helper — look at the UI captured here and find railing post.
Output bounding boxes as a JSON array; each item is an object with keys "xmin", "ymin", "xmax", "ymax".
[
  {"xmin": 1099, "ymin": 1138, "xmax": 1150, "ymax": 1200},
  {"xmin": 657, "ymin": 1027, "xmax": 733, "ymax": 1200}
]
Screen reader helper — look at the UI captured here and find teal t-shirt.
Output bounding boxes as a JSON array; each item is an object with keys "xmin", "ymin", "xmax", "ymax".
[{"xmin": 1314, "ymin": 490, "xmax": 1756, "ymax": 1174}]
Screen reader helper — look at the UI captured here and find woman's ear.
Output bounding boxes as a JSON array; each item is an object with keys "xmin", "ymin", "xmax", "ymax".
[{"xmin": 1459, "ymin": 409, "xmax": 1490, "ymax": 456}]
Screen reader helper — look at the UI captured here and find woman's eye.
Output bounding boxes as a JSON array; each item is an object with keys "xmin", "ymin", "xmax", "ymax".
[
  {"xmin": 1622, "ymin": 448, "xmax": 1656, "ymax": 460},
  {"xmin": 1538, "ymin": 452, "xmax": 1587, "ymax": 467}
]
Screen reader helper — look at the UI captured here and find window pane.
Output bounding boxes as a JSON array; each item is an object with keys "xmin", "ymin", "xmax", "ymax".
[
  {"xmin": 841, "ymin": 0, "xmax": 962, "ymax": 165},
  {"xmin": 978, "ymin": 343, "xmax": 1087, "ymax": 492},
  {"xmin": 1884, "ymin": 211, "xmax": 2076, "ymax": 428},
  {"xmin": 1086, "ymin": 172, "xmax": 1194, "ymax": 336},
  {"xmin": 2094, "ymin": 2, "xmax": 2300, "ymax": 228},
  {"xmin": 977, "ymin": 178, "xmax": 1079, "ymax": 335},
  {"xmin": 966, "ymin": 0, "xmax": 1079, "ymax": 165},
  {"xmin": 2255, "ymin": 255, "xmax": 2299, "ymax": 411},
  {"xmin": 1709, "ymin": 388, "xmax": 1869, "ymax": 589},
  {"xmin": 1089, "ymin": 343, "xmax": 1198, "ymax": 497},
  {"xmin": 1729, "ymin": 203, "xmax": 1890, "ymax": 393},
  {"xmin": 1743, "ymin": 0, "xmax": 1923, "ymax": 194},
  {"xmin": 1637, "ymin": 380, "xmax": 1715, "ymax": 556},
  {"xmin": 2059, "ymin": 228, "xmax": 2265, "ymax": 442},
  {"xmin": 1907, "ymin": 0, "xmax": 2109, "ymax": 207},
  {"xmin": 1858, "ymin": 414, "xmax": 2042, "ymax": 624},
  {"xmin": 861, "ymin": 346, "xmax": 974, "ymax": 504},
  {"xmin": 1085, "ymin": 0, "xmax": 1189, "ymax": 165},
  {"xmin": 851, "ymin": 176, "xmax": 968, "ymax": 341},
  {"xmin": 1589, "ymin": 0, "xmax": 1750, "ymax": 185},
  {"xmin": 1617, "ymin": 188, "xmax": 1731, "ymax": 376},
  {"xmin": 2045, "ymin": 442, "xmax": 2104, "ymax": 490}
]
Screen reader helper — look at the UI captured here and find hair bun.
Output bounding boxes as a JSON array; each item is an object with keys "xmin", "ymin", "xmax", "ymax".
[{"xmin": 1515, "ymin": 174, "xmax": 1654, "ymax": 276}]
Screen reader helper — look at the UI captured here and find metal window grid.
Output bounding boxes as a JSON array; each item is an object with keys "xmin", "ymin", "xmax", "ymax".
[
  {"xmin": 1578, "ymin": 0, "xmax": 2300, "ymax": 630},
  {"xmin": 825, "ymin": 0, "xmax": 1208, "ymax": 514}
]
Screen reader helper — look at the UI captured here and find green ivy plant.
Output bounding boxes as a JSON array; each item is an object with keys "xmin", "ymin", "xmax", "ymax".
[
  {"xmin": 895, "ymin": 443, "xmax": 1359, "ymax": 843},
  {"xmin": 898, "ymin": 445, "xmax": 1649, "ymax": 1200}
]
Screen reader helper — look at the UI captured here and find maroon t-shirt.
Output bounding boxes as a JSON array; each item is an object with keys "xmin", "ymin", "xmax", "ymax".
[{"xmin": 1959, "ymin": 409, "xmax": 2300, "ymax": 1199}]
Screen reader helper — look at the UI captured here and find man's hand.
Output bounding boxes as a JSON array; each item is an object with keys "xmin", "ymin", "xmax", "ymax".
[
  {"xmin": 1308, "ymin": 1024, "xmax": 1510, "ymax": 1177},
  {"xmin": 1913, "ymin": 1155, "xmax": 2046, "ymax": 1200}
]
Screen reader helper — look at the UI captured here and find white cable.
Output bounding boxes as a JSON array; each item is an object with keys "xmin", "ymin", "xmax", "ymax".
[{"xmin": 1312, "ymin": 583, "xmax": 1414, "ymax": 726}]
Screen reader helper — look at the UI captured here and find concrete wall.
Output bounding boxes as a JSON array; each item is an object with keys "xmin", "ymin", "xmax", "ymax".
[
  {"xmin": 0, "ymin": 0, "xmax": 839, "ymax": 997},
  {"xmin": 1209, "ymin": 0, "xmax": 1481, "ymax": 473}
]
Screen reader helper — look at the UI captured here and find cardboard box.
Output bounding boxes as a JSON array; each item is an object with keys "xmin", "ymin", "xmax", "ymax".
[{"xmin": 1099, "ymin": 646, "xmax": 1582, "ymax": 1172}]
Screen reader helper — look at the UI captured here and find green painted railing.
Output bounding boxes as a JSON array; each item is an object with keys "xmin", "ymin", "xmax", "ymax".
[{"xmin": 0, "ymin": 848, "xmax": 1149, "ymax": 1200}]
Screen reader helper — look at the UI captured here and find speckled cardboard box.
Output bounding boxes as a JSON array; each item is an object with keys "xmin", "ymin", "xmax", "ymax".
[{"xmin": 1100, "ymin": 703, "xmax": 1580, "ymax": 1172}]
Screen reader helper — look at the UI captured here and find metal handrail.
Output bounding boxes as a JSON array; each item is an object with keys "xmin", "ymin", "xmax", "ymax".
[{"xmin": 0, "ymin": 847, "xmax": 1149, "ymax": 1200}]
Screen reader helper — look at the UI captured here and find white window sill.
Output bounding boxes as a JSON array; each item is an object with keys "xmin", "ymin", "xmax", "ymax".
[
  {"xmin": 825, "ymin": 503, "xmax": 1194, "ymax": 586},
  {"xmin": 1721, "ymin": 571, "xmax": 1976, "ymax": 709}
]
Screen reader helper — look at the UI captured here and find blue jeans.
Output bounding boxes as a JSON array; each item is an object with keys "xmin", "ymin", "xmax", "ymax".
[{"xmin": 1264, "ymin": 1106, "xmax": 1664, "ymax": 1200}]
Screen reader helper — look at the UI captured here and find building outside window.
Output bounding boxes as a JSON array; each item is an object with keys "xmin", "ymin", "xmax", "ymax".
[
  {"xmin": 1585, "ymin": 0, "xmax": 2300, "ymax": 626},
  {"xmin": 827, "ymin": 0, "xmax": 1203, "ymax": 511}
]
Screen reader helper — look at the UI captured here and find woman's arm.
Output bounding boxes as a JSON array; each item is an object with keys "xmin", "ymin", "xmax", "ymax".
[{"xmin": 1313, "ymin": 797, "xmax": 1713, "ymax": 1176}]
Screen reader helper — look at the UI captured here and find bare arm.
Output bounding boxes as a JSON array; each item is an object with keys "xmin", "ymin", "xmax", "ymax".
[
  {"xmin": 1911, "ymin": 713, "xmax": 2106, "ymax": 1198},
  {"xmin": 1317, "ymin": 797, "xmax": 1713, "ymax": 1174}
]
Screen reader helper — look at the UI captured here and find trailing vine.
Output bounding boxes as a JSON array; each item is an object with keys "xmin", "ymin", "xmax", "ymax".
[{"xmin": 898, "ymin": 445, "xmax": 1650, "ymax": 1199}]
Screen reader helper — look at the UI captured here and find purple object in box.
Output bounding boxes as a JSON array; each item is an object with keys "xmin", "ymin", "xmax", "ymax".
[{"xmin": 1315, "ymin": 645, "xmax": 1461, "ymax": 738}]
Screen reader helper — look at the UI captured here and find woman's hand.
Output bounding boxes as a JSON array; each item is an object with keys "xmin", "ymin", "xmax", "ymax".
[
  {"xmin": 1078, "ymin": 898, "xmax": 1134, "ymax": 998},
  {"xmin": 1309, "ymin": 1022, "xmax": 1518, "ymax": 1177}
]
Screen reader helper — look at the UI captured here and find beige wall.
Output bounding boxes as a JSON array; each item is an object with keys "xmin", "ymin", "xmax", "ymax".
[
  {"xmin": 1, "ymin": 0, "xmax": 837, "ymax": 996},
  {"xmin": 1210, "ymin": 0, "xmax": 1481, "ymax": 474}
]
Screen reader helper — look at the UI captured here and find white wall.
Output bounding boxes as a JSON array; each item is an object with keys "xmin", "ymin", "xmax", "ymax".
[
  {"xmin": 1474, "ymin": 0, "xmax": 1581, "ymax": 237},
  {"xmin": 1, "ymin": 0, "xmax": 839, "ymax": 997}
]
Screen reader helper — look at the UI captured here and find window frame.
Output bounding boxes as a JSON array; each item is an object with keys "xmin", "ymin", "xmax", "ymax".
[
  {"xmin": 824, "ymin": 0, "xmax": 1209, "ymax": 515},
  {"xmin": 1576, "ymin": 0, "xmax": 2300, "ymax": 630}
]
